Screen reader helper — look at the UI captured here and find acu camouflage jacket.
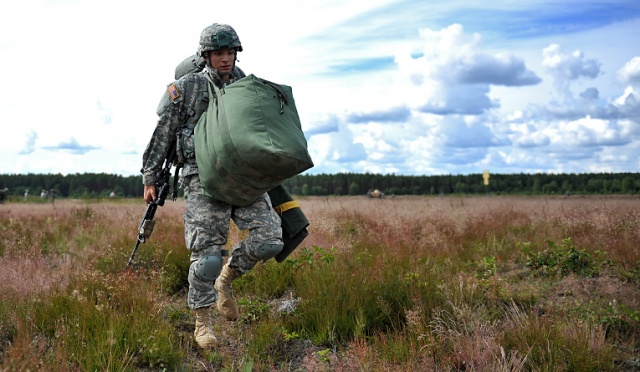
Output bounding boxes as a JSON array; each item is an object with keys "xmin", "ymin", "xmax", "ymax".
[{"xmin": 142, "ymin": 67, "xmax": 246, "ymax": 186}]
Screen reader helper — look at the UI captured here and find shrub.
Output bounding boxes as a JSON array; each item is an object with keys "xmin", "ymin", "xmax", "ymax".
[{"xmin": 522, "ymin": 238, "xmax": 610, "ymax": 278}]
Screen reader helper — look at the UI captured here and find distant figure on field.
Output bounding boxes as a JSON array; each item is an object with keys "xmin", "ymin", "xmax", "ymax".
[
  {"xmin": 24, "ymin": 189, "xmax": 29, "ymax": 201},
  {"xmin": 109, "ymin": 191, "xmax": 116, "ymax": 198},
  {"xmin": 367, "ymin": 189, "xmax": 385, "ymax": 199}
]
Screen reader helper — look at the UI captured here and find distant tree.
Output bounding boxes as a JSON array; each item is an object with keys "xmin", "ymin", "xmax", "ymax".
[
  {"xmin": 532, "ymin": 178, "xmax": 541, "ymax": 194},
  {"xmin": 542, "ymin": 180, "xmax": 558, "ymax": 194},
  {"xmin": 609, "ymin": 179, "xmax": 621, "ymax": 194},
  {"xmin": 348, "ymin": 182, "xmax": 360, "ymax": 195},
  {"xmin": 454, "ymin": 181, "xmax": 468, "ymax": 194},
  {"xmin": 585, "ymin": 179, "xmax": 603, "ymax": 194},
  {"xmin": 622, "ymin": 176, "xmax": 634, "ymax": 194}
]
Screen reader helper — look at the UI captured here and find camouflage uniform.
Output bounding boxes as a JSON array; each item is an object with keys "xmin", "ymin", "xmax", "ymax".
[{"xmin": 142, "ymin": 60, "xmax": 282, "ymax": 310}]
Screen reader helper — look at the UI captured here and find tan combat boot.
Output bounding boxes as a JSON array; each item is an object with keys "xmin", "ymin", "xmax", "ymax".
[
  {"xmin": 214, "ymin": 265, "xmax": 241, "ymax": 321},
  {"xmin": 194, "ymin": 306, "xmax": 217, "ymax": 348}
]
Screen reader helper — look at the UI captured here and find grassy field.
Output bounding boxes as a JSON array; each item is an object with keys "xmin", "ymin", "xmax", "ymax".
[{"xmin": 0, "ymin": 195, "xmax": 639, "ymax": 371}]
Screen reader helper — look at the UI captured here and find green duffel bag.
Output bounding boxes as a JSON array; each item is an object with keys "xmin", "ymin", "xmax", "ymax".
[
  {"xmin": 194, "ymin": 74, "xmax": 314, "ymax": 206},
  {"xmin": 213, "ymin": 74, "xmax": 313, "ymax": 179}
]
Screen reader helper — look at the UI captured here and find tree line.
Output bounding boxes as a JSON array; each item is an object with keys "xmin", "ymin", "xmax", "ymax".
[
  {"xmin": 281, "ymin": 172, "xmax": 640, "ymax": 196},
  {"xmin": 2, "ymin": 172, "xmax": 640, "ymax": 199},
  {"xmin": 0, "ymin": 173, "xmax": 141, "ymax": 199}
]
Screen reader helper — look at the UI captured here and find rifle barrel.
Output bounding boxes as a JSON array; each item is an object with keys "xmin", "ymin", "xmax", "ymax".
[
  {"xmin": 127, "ymin": 240, "xmax": 142, "ymax": 266},
  {"xmin": 129, "ymin": 141, "xmax": 176, "ymax": 267}
]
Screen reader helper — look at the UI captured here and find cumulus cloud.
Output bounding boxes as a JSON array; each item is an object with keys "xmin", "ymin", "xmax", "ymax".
[
  {"xmin": 347, "ymin": 106, "xmax": 411, "ymax": 123},
  {"xmin": 417, "ymin": 84, "xmax": 498, "ymax": 115},
  {"xmin": 304, "ymin": 115, "xmax": 340, "ymax": 136},
  {"xmin": 414, "ymin": 24, "xmax": 541, "ymax": 87},
  {"xmin": 612, "ymin": 87, "xmax": 640, "ymax": 119},
  {"xmin": 440, "ymin": 117, "xmax": 506, "ymax": 148},
  {"xmin": 306, "ymin": 122, "xmax": 368, "ymax": 173},
  {"xmin": 18, "ymin": 130, "xmax": 38, "ymax": 155},
  {"xmin": 520, "ymin": 48, "xmax": 640, "ymax": 126},
  {"xmin": 618, "ymin": 56, "xmax": 640, "ymax": 85},
  {"xmin": 580, "ymin": 87, "xmax": 599, "ymax": 101},
  {"xmin": 551, "ymin": 116, "xmax": 633, "ymax": 147},
  {"xmin": 509, "ymin": 122, "xmax": 551, "ymax": 148},
  {"xmin": 542, "ymin": 44, "xmax": 601, "ymax": 97},
  {"xmin": 353, "ymin": 122, "xmax": 406, "ymax": 163},
  {"xmin": 532, "ymin": 82, "xmax": 640, "ymax": 122},
  {"xmin": 394, "ymin": 24, "xmax": 539, "ymax": 116},
  {"xmin": 453, "ymin": 53, "xmax": 541, "ymax": 86},
  {"xmin": 42, "ymin": 138, "xmax": 100, "ymax": 155}
]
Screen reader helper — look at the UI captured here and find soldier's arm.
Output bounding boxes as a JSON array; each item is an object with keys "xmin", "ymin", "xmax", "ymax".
[{"xmin": 142, "ymin": 83, "xmax": 184, "ymax": 186}]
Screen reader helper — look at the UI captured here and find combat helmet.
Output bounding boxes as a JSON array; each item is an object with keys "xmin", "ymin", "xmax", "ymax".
[{"xmin": 198, "ymin": 23, "xmax": 242, "ymax": 58}]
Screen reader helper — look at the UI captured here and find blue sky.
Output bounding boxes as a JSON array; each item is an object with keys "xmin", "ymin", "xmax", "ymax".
[{"xmin": 1, "ymin": 0, "xmax": 640, "ymax": 176}]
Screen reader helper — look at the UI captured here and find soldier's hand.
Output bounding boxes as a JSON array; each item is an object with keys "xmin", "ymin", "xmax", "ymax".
[{"xmin": 144, "ymin": 185, "xmax": 157, "ymax": 204}]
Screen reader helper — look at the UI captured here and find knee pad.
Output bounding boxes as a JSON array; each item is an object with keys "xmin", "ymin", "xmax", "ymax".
[
  {"xmin": 256, "ymin": 243, "xmax": 284, "ymax": 261},
  {"xmin": 194, "ymin": 254, "xmax": 223, "ymax": 282}
]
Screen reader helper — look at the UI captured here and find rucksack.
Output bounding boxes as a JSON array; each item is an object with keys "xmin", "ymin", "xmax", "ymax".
[{"xmin": 194, "ymin": 73, "xmax": 314, "ymax": 206}]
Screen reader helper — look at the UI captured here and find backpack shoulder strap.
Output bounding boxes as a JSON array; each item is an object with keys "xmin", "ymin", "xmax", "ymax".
[
  {"xmin": 177, "ymin": 73, "xmax": 207, "ymax": 127},
  {"xmin": 185, "ymin": 73, "xmax": 202, "ymax": 117}
]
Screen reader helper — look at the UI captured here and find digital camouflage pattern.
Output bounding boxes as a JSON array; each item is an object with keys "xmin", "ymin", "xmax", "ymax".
[
  {"xmin": 183, "ymin": 175, "xmax": 282, "ymax": 309},
  {"xmin": 198, "ymin": 23, "xmax": 243, "ymax": 57},
  {"xmin": 142, "ymin": 66, "xmax": 245, "ymax": 185}
]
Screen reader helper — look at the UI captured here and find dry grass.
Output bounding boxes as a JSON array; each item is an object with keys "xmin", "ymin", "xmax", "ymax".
[
  {"xmin": 303, "ymin": 195, "xmax": 640, "ymax": 265},
  {"xmin": 1, "ymin": 195, "xmax": 639, "ymax": 371}
]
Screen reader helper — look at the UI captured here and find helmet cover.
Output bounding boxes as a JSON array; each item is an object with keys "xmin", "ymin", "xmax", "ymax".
[{"xmin": 198, "ymin": 23, "xmax": 242, "ymax": 57}]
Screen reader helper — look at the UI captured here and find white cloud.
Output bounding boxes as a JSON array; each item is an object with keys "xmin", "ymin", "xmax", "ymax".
[
  {"xmin": 618, "ymin": 57, "xmax": 640, "ymax": 85},
  {"xmin": 417, "ymin": 83, "xmax": 498, "ymax": 115},
  {"xmin": 542, "ymin": 44, "xmax": 602, "ymax": 98},
  {"xmin": 18, "ymin": 131, "xmax": 38, "ymax": 155},
  {"xmin": 411, "ymin": 24, "xmax": 540, "ymax": 87},
  {"xmin": 511, "ymin": 128, "xmax": 551, "ymax": 148},
  {"xmin": 555, "ymin": 116, "xmax": 631, "ymax": 147},
  {"xmin": 392, "ymin": 24, "xmax": 538, "ymax": 116}
]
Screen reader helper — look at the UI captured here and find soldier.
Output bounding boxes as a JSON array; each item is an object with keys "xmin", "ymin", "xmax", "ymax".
[{"xmin": 142, "ymin": 23, "xmax": 283, "ymax": 349}]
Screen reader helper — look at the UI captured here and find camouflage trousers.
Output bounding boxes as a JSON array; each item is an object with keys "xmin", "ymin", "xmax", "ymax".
[{"xmin": 182, "ymin": 174, "xmax": 282, "ymax": 309}]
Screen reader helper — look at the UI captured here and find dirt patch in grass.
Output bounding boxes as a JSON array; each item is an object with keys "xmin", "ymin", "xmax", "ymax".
[{"xmin": 547, "ymin": 274, "xmax": 640, "ymax": 310}]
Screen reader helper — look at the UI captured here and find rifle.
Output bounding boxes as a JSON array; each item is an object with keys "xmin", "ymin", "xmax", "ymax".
[{"xmin": 127, "ymin": 143, "xmax": 178, "ymax": 267}]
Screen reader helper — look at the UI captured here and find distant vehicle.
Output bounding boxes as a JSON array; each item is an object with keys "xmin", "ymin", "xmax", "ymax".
[{"xmin": 367, "ymin": 189, "xmax": 385, "ymax": 199}]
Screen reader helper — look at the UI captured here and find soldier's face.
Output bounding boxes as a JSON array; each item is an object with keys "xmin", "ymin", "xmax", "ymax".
[{"xmin": 209, "ymin": 48, "xmax": 236, "ymax": 81}]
